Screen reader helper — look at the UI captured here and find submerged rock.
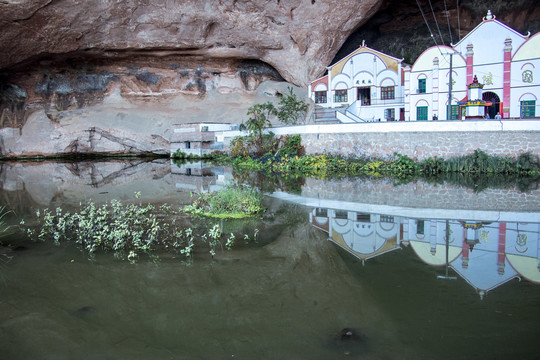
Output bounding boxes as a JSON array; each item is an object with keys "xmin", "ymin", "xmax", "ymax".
[
  {"xmin": 73, "ymin": 305, "xmax": 96, "ymax": 318},
  {"xmin": 329, "ymin": 327, "xmax": 369, "ymax": 356}
]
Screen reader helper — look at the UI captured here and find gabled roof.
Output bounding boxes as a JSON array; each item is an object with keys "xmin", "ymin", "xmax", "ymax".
[
  {"xmin": 328, "ymin": 45, "xmax": 404, "ymax": 69},
  {"xmin": 452, "ymin": 15, "xmax": 529, "ymax": 49},
  {"xmin": 328, "ymin": 45, "xmax": 404, "ymax": 79},
  {"xmin": 310, "ymin": 74, "xmax": 328, "ymax": 86}
]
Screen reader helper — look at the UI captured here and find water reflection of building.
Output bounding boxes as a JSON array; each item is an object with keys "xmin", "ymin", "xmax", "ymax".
[
  {"xmin": 310, "ymin": 207, "xmax": 540, "ymax": 298},
  {"xmin": 171, "ymin": 161, "xmax": 228, "ymax": 193},
  {"xmin": 311, "ymin": 208, "xmax": 402, "ymax": 263}
]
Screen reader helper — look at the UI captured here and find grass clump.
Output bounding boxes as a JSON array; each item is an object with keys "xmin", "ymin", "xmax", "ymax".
[
  {"xmin": 420, "ymin": 150, "xmax": 540, "ymax": 175},
  {"xmin": 184, "ymin": 186, "xmax": 264, "ymax": 218},
  {"xmin": 0, "ymin": 207, "xmax": 12, "ymax": 239}
]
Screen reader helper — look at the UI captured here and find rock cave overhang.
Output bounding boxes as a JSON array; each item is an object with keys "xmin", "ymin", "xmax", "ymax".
[
  {"xmin": 0, "ymin": 50, "xmax": 289, "ymax": 120},
  {"xmin": 0, "ymin": 49, "xmax": 287, "ymax": 85}
]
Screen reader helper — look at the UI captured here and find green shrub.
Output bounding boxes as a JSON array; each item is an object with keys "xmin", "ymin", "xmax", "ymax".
[
  {"xmin": 184, "ymin": 186, "xmax": 264, "ymax": 218},
  {"xmin": 277, "ymin": 87, "xmax": 308, "ymax": 125},
  {"xmin": 278, "ymin": 134, "xmax": 304, "ymax": 157}
]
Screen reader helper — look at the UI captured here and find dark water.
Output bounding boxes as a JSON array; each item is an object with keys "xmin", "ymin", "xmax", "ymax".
[{"xmin": 0, "ymin": 159, "xmax": 539, "ymax": 359}]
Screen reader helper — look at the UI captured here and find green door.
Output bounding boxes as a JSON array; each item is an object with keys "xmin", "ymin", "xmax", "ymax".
[{"xmin": 417, "ymin": 106, "xmax": 428, "ymax": 121}]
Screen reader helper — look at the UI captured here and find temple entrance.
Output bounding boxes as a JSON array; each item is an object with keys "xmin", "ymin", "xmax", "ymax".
[
  {"xmin": 357, "ymin": 87, "xmax": 371, "ymax": 105},
  {"xmin": 483, "ymin": 91, "xmax": 500, "ymax": 119}
]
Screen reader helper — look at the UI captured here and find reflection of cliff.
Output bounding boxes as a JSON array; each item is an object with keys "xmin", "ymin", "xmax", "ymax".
[
  {"xmin": 310, "ymin": 207, "xmax": 540, "ymax": 298},
  {"xmin": 0, "ymin": 160, "xmax": 233, "ymax": 212},
  {"xmin": 0, "ymin": 159, "xmax": 172, "ymax": 207}
]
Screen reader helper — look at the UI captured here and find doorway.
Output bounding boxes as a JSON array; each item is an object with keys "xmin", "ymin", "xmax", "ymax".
[
  {"xmin": 483, "ymin": 91, "xmax": 500, "ymax": 119},
  {"xmin": 357, "ymin": 87, "xmax": 371, "ymax": 105}
]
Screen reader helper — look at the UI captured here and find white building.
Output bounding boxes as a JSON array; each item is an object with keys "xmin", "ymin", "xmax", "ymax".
[
  {"xmin": 308, "ymin": 44, "xmax": 406, "ymax": 122},
  {"xmin": 406, "ymin": 10, "xmax": 540, "ymax": 120},
  {"xmin": 309, "ymin": 10, "xmax": 540, "ymax": 122}
]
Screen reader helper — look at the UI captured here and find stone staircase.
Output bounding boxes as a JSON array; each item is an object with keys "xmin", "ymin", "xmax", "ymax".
[
  {"xmin": 314, "ymin": 105, "xmax": 368, "ymax": 123},
  {"xmin": 313, "ymin": 106, "xmax": 340, "ymax": 123}
]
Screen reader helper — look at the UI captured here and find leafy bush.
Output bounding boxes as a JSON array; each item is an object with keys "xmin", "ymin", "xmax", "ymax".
[
  {"xmin": 231, "ymin": 136, "xmax": 249, "ymax": 158},
  {"xmin": 237, "ymin": 87, "xmax": 308, "ymax": 157},
  {"xmin": 171, "ymin": 149, "xmax": 187, "ymax": 159},
  {"xmin": 278, "ymin": 134, "xmax": 304, "ymax": 157},
  {"xmin": 184, "ymin": 186, "xmax": 264, "ymax": 218},
  {"xmin": 277, "ymin": 87, "xmax": 309, "ymax": 125}
]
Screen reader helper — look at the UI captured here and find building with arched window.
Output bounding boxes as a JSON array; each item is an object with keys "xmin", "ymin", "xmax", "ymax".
[
  {"xmin": 309, "ymin": 10, "xmax": 540, "ymax": 121},
  {"xmin": 405, "ymin": 10, "xmax": 539, "ymax": 120},
  {"xmin": 308, "ymin": 44, "xmax": 406, "ymax": 122}
]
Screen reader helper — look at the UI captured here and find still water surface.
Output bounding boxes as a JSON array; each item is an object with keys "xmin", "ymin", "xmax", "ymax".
[{"xmin": 0, "ymin": 159, "xmax": 539, "ymax": 359}]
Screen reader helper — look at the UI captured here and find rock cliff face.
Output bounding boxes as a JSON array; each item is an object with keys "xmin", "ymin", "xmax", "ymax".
[
  {"xmin": 1, "ymin": 0, "xmax": 538, "ymax": 157},
  {"xmin": 0, "ymin": 57, "xmax": 291, "ymax": 157},
  {"xmin": 0, "ymin": 0, "xmax": 382, "ymax": 157},
  {"xmin": 0, "ymin": 0, "xmax": 381, "ymax": 86}
]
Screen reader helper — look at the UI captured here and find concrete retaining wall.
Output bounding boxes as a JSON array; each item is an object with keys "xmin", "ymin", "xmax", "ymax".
[{"xmin": 222, "ymin": 119, "xmax": 540, "ymax": 160}]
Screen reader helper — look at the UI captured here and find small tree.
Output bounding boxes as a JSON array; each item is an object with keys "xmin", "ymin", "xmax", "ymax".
[
  {"xmin": 241, "ymin": 102, "xmax": 277, "ymax": 138},
  {"xmin": 239, "ymin": 102, "xmax": 278, "ymax": 155},
  {"xmin": 237, "ymin": 87, "xmax": 308, "ymax": 156},
  {"xmin": 277, "ymin": 87, "xmax": 308, "ymax": 125}
]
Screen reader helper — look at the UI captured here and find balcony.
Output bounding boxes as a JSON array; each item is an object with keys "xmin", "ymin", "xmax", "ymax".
[{"xmin": 358, "ymin": 97, "xmax": 405, "ymax": 106}]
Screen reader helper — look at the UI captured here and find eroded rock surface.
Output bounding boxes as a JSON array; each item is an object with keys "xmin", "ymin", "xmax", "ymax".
[
  {"xmin": 0, "ymin": 0, "xmax": 383, "ymax": 157},
  {"xmin": 336, "ymin": 0, "xmax": 540, "ymax": 64},
  {"xmin": 0, "ymin": 0, "xmax": 381, "ymax": 86},
  {"xmin": 0, "ymin": 56, "xmax": 295, "ymax": 157}
]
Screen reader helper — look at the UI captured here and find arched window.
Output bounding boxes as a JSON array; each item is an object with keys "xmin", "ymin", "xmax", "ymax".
[
  {"xmin": 519, "ymin": 93, "xmax": 537, "ymax": 118},
  {"xmin": 314, "ymin": 83, "xmax": 328, "ymax": 104},
  {"xmin": 417, "ymin": 74, "xmax": 427, "ymax": 94},
  {"xmin": 334, "ymin": 82, "xmax": 348, "ymax": 103},
  {"xmin": 416, "ymin": 100, "xmax": 429, "ymax": 120}
]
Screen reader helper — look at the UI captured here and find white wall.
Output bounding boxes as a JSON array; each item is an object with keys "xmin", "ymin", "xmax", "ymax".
[{"xmin": 221, "ymin": 120, "xmax": 539, "ymax": 143}]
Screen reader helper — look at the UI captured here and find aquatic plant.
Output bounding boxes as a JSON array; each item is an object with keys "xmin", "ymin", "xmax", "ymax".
[
  {"xmin": 21, "ymin": 194, "xmax": 261, "ymax": 261},
  {"xmin": 184, "ymin": 186, "xmax": 264, "ymax": 218},
  {"xmin": 0, "ymin": 206, "xmax": 12, "ymax": 239}
]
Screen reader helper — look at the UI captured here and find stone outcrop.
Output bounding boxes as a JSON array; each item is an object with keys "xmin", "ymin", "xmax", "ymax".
[
  {"xmin": 0, "ymin": 0, "xmax": 381, "ymax": 86},
  {"xmin": 0, "ymin": 0, "xmax": 384, "ymax": 157},
  {"xmin": 0, "ymin": 59, "xmax": 294, "ymax": 157},
  {"xmin": 2, "ymin": 0, "xmax": 538, "ymax": 158}
]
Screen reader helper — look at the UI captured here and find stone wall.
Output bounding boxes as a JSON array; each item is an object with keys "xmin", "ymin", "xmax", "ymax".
[
  {"xmin": 223, "ymin": 120, "xmax": 540, "ymax": 160},
  {"xmin": 300, "ymin": 130, "xmax": 539, "ymax": 160}
]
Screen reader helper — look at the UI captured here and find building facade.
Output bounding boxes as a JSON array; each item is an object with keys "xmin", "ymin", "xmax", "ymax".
[
  {"xmin": 406, "ymin": 10, "xmax": 540, "ymax": 120},
  {"xmin": 308, "ymin": 44, "xmax": 406, "ymax": 122},
  {"xmin": 309, "ymin": 11, "xmax": 540, "ymax": 122}
]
